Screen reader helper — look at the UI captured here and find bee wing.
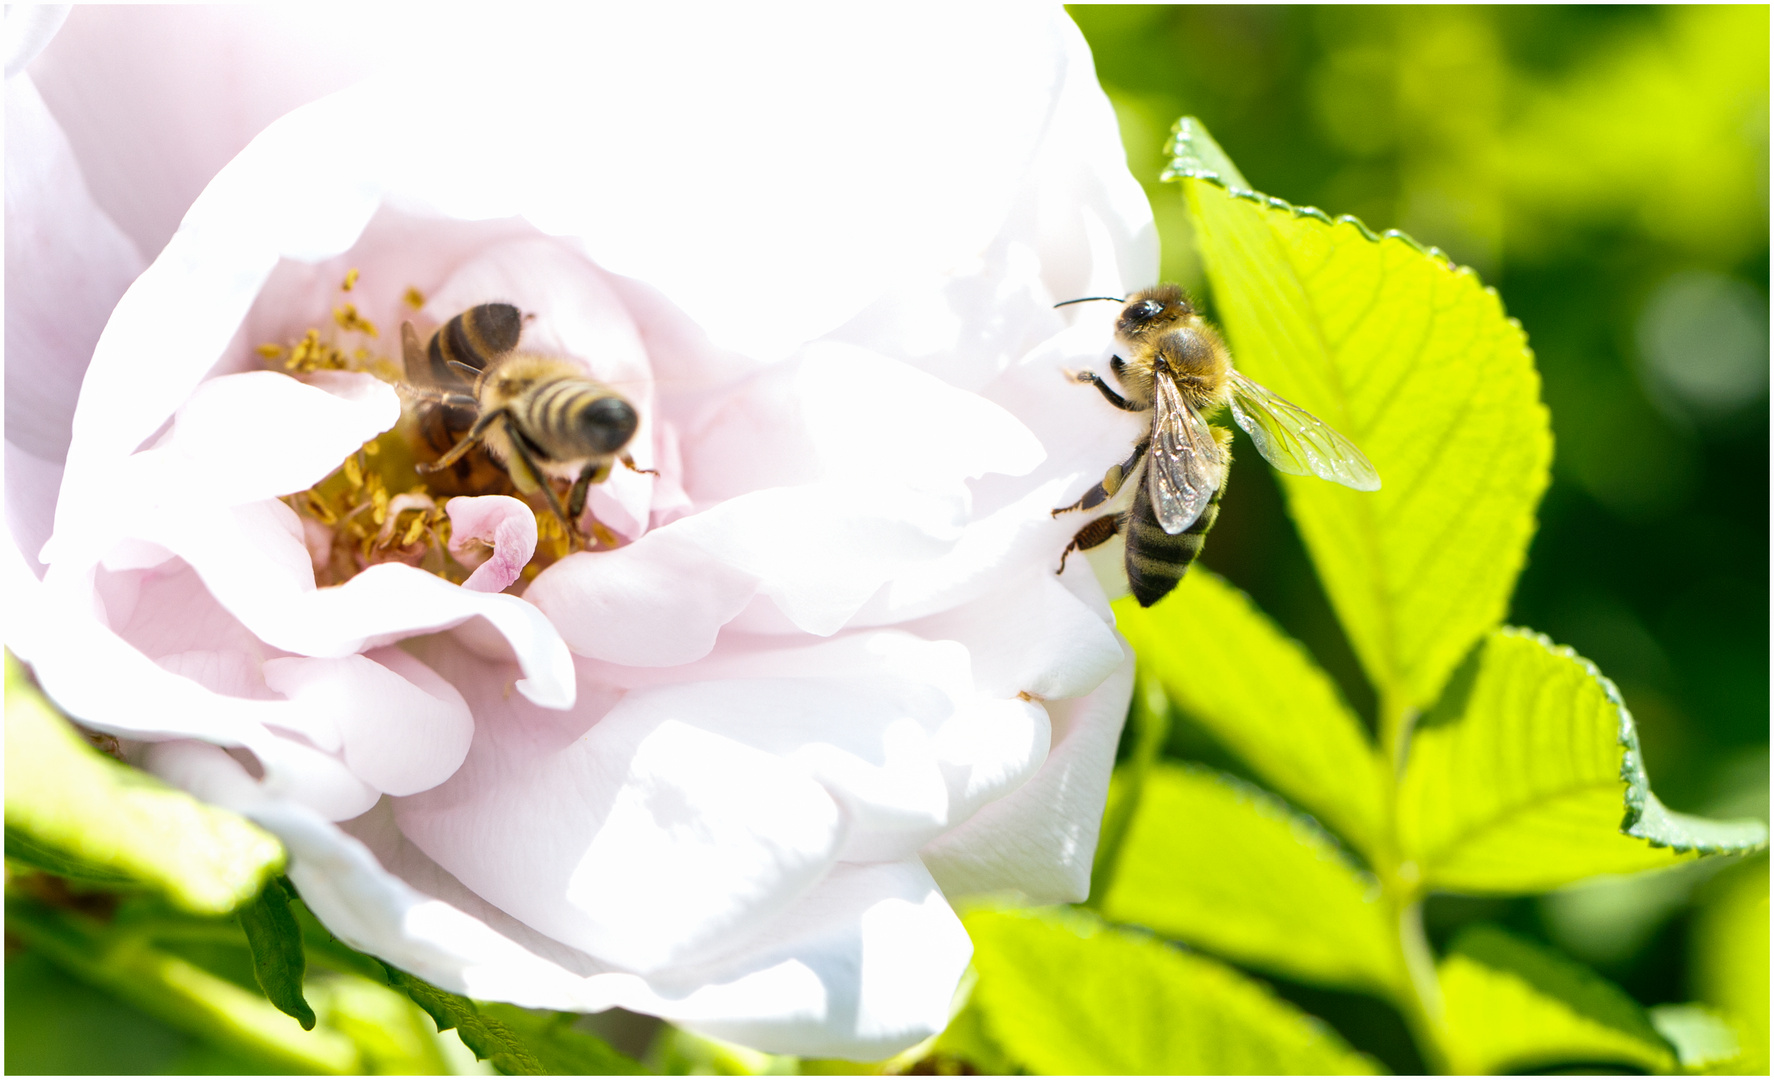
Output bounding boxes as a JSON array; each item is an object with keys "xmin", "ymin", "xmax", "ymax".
[
  {"xmin": 1227, "ymin": 370, "xmax": 1381, "ymax": 491},
  {"xmin": 1147, "ymin": 372, "xmax": 1225, "ymax": 535}
]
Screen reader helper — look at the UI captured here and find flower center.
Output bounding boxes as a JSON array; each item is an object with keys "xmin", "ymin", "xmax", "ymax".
[{"xmin": 262, "ymin": 271, "xmax": 575, "ymax": 589}]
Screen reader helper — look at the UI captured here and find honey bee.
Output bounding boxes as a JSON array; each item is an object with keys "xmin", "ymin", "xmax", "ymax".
[
  {"xmin": 1053, "ymin": 285, "xmax": 1380, "ymax": 606},
  {"xmin": 403, "ymin": 302, "xmax": 647, "ymax": 541}
]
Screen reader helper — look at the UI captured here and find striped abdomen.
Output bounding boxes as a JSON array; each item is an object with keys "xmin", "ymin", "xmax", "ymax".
[
  {"xmin": 429, "ymin": 303, "xmax": 523, "ymax": 385},
  {"xmin": 1124, "ymin": 481, "xmax": 1224, "ymax": 607},
  {"xmin": 420, "ymin": 303, "xmax": 525, "ymax": 459},
  {"xmin": 508, "ymin": 372, "xmax": 639, "ymax": 465}
]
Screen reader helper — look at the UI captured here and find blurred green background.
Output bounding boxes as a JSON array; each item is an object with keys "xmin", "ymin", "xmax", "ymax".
[{"xmin": 1072, "ymin": 2, "xmax": 1767, "ymax": 1068}]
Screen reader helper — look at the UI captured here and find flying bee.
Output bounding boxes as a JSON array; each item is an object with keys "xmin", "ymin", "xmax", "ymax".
[
  {"xmin": 402, "ymin": 302, "xmax": 648, "ymax": 543},
  {"xmin": 1053, "ymin": 284, "xmax": 1380, "ymax": 606}
]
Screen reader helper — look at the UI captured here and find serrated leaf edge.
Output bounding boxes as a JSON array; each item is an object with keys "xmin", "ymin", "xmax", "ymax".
[
  {"xmin": 1497, "ymin": 627, "xmax": 1768, "ymax": 857},
  {"xmin": 1163, "ymin": 116, "xmax": 1519, "ymax": 318}
]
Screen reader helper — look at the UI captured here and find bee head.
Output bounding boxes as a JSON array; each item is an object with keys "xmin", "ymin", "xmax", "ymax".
[
  {"xmin": 1118, "ymin": 285, "xmax": 1193, "ymax": 341},
  {"xmin": 574, "ymin": 394, "xmax": 639, "ymax": 455}
]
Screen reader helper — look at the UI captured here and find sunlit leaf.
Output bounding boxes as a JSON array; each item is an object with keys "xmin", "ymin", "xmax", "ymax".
[
  {"xmin": 1649, "ymin": 1003, "xmax": 1746, "ymax": 1073},
  {"xmin": 3, "ymin": 654, "xmax": 284, "ymax": 915},
  {"xmin": 5, "ymin": 892, "xmax": 359, "ymax": 1074},
  {"xmin": 304, "ymin": 971, "xmax": 462, "ymax": 1075},
  {"xmin": 383, "ymin": 964, "xmax": 647, "ymax": 1075},
  {"xmin": 1439, "ymin": 925, "xmax": 1675, "ymax": 1075},
  {"xmin": 237, "ymin": 878, "xmax": 316, "ymax": 1031},
  {"xmin": 1114, "ymin": 571, "xmax": 1384, "ymax": 854},
  {"xmin": 1399, "ymin": 628, "xmax": 1767, "ymax": 893},
  {"xmin": 1167, "ymin": 118, "xmax": 1553, "ymax": 712},
  {"xmin": 1691, "ymin": 854, "xmax": 1770, "ymax": 1072},
  {"xmin": 964, "ymin": 906, "xmax": 1379, "ymax": 1075},
  {"xmin": 1100, "ymin": 763, "xmax": 1399, "ymax": 993},
  {"xmin": 924, "ymin": 982, "xmax": 1017, "ymax": 1077}
]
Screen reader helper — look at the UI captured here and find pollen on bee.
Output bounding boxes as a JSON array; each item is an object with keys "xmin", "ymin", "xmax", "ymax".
[{"xmin": 341, "ymin": 268, "xmax": 360, "ymax": 292}]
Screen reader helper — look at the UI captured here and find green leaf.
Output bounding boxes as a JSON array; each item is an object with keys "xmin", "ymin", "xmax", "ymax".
[
  {"xmin": 1100, "ymin": 763, "xmax": 1399, "ymax": 993},
  {"xmin": 1439, "ymin": 925, "xmax": 1675, "ymax": 1075},
  {"xmin": 1649, "ymin": 1003, "xmax": 1745, "ymax": 1073},
  {"xmin": 1114, "ymin": 571, "xmax": 1385, "ymax": 853},
  {"xmin": 238, "ymin": 878, "xmax": 317, "ymax": 1030},
  {"xmin": 1691, "ymin": 854, "xmax": 1769, "ymax": 1072},
  {"xmin": 964, "ymin": 906, "xmax": 1380, "ymax": 1075},
  {"xmin": 1167, "ymin": 118, "xmax": 1553, "ymax": 712},
  {"xmin": 5, "ymin": 892, "xmax": 360, "ymax": 1074},
  {"xmin": 382, "ymin": 963, "xmax": 647, "ymax": 1075},
  {"xmin": 925, "ymin": 979, "xmax": 1017, "ymax": 1076},
  {"xmin": 4, "ymin": 653, "xmax": 284, "ymax": 914},
  {"xmin": 303, "ymin": 971, "xmax": 459, "ymax": 1075},
  {"xmin": 1399, "ymin": 628, "xmax": 1768, "ymax": 893}
]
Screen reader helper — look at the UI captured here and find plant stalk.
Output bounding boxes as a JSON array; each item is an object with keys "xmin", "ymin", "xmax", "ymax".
[{"xmin": 1374, "ymin": 685, "xmax": 1451, "ymax": 1072}]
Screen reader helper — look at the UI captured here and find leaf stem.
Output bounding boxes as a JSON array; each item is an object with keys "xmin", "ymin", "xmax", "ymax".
[
  {"xmin": 1388, "ymin": 896, "xmax": 1450, "ymax": 1074},
  {"xmin": 1085, "ymin": 675, "xmax": 1172, "ymax": 910},
  {"xmin": 1375, "ymin": 687, "xmax": 1450, "ymax": 1072}
]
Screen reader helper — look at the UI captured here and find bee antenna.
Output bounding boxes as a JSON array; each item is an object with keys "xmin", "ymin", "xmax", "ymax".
[{"xmin": 1053, "ymin": 296, "xmax": 1126, "ymax": 308}]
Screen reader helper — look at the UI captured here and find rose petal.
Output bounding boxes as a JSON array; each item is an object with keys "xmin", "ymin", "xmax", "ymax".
[
  {"xmin": 136, "ymin": 370, "xmax": 397, "ymax": 505},
  {"xmin": 920, "ymin": 649, "xmax": 1132, "ymax": 902},
  {"xmin": 5, "ymin": 444, "xmax": 63, "ymax": 578},
  {"xmin": 908, "ymin": 569, "xmax": 1124, "ymax": 701},
  {"xmin": 526, "ymin": 529, "xmax": 761, "ymax": 666},
  {"xmin": 446, "ymin": 496, "xmax": 537, "ymax": 594},
  {"xmin": 661, "ymin": 861, "xmax": 972, "ymax": 1059},
  {"xmin": 26, "ymin": 5, "xmax": 390, "ymax": 257},
  {"xmin": 4, "ymin": 75, "xmax": 143, "ymax": 467},
  {"xmin": 128, "ymin": 500, "xmax": 573, "ymax": 708},
  {"xmin": 263, "ymin": 647, "xmax": 473, "ymax": 797},
  {"xmin": 395, "ymin": 645, "xmax": 848, "ymax": 973}
]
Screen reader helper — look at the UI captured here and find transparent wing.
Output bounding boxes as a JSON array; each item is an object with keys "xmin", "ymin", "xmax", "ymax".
[
  {"xmin": 1227, "ymin": 370, "xmax": 1381, "ymax": 491},
  {"xmin": 1148, "ymin": 373, "xmax": 1225, "ymax": 535}
]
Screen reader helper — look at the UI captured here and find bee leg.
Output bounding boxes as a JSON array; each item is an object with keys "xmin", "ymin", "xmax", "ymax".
[
  {"xmin": 417, "ymin": 406, "xmax": 506, "ymax": 473},
  {"xmin": 1057, "ymin": 513, "xmax": 1123, "ymax": 574},
  {"xmin": 1071, "ymin": 367, "xmax": 1141, "ymax": 412},
  {"xmin": 567, "ymin": 461, "xmax": 613, "ymax": 522},
  {"xmin": 619, "ymin": 452, "xmax": 659, "ymax": 477},
  {"xmin": 496, "ymin": 419, "xmax": 579, "ymax": 544},
  {"xmin": 1053, "ymin": 441, "xmax": 1148, "ymax": 517},
  {"xmin": 400, "ymin": 321, "xmax": 425, "ymax": 371}
]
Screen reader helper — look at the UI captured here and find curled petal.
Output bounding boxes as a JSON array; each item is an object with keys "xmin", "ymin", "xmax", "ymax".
[
  {"xmin": 445, "ymin": 496, "xmax": 537, "ymax": 594},
  {"xmin": 920, "ymin": 648, "xmax": 1133, "ymax": 902},
  {"xmin": 129, "ymin": 501, "xmax": 573, "ymax": 708},
  {"xmin": 661, "ymin": 861, "xmax": 973, "ymax": 1059},
  {"xmin": 262, "ymin": 647, "xmax": 473, "ymax": 797}
]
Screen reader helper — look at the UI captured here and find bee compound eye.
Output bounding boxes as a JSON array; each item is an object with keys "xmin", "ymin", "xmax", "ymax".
[
  {"xmin": 1139, "ymin": 300, "xmax": 1163, "ymax": 318},
  {"xmin": 577, "ymin": 395, "xmax": 638, "ymax": 453}
]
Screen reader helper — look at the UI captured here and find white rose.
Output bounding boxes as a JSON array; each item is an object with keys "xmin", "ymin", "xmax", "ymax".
[{"xmin": 5, "ymin": 4, "xmax": 1152, "ymax": 1058}]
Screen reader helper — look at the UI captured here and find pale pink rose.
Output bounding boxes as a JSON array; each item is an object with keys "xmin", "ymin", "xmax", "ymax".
[{"xmin": 4, "ymin": 5, "xmax": 1152, "ymax": 1057}]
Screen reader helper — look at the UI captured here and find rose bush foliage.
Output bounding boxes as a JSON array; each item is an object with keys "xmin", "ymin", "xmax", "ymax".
[{"xmin": 4, "ymin": 6, "xmax": 1153, "ymax": 1057}]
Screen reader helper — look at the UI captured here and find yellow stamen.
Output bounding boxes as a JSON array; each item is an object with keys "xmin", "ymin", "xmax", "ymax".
[
  {"xmin": 342, "ymin": 268, "xmax": 359, "ymax": 292},
  {"xmin": 403, "ymin": 287, "xmax": 426, "ymax": 310},
  {"xmin": 333, "ymin": 303, "xmax": 380, "ymax": 338},
  {"xmin": 257, "ymin": 343, "xmax": 286, "ymax": 360}
]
